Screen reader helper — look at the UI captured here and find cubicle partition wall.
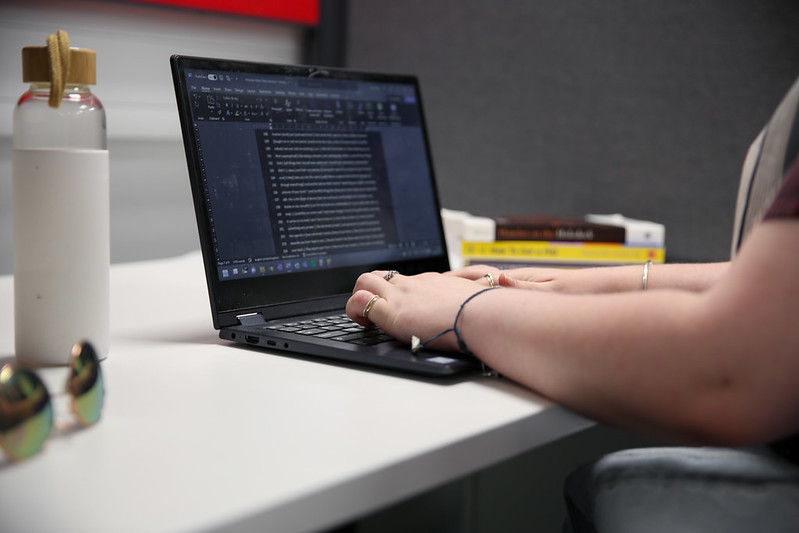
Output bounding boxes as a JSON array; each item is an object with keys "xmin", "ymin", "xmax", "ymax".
[{"xmin": 344, "ymin": 0, "xmax": 799, "ymax": 263}]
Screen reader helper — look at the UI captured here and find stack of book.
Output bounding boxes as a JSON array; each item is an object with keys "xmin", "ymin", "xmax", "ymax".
[{"xmin": 441, "ymin": 210, "xmax": 665, "ymax": 269}]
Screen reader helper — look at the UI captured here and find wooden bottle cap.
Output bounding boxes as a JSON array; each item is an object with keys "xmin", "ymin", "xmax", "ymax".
[{"xmin": 21, "ymin": 47, "xmax": 96, "ymax": 84}]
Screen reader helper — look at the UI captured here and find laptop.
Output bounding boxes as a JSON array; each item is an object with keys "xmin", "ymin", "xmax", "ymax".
[{"xmin": 170, "ymin": 55, "xmax": 479, "ymax": 377}]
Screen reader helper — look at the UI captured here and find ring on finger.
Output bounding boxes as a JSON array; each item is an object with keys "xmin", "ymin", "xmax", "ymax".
[
  {"xmin": 484, "ymin": 273, "xmax": 496, "ymax": 288},
  {"xmin": 384, "ymin": 270, "xmax": 398, "ymax": 281},
  {"xmin": 363, "ymin": 294, "xmax": 381, "ymax": 318}
]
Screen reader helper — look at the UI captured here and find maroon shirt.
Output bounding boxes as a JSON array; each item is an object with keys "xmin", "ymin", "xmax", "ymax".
[{"xmin": 764, "ymin": 155, "xmax": 799, "ymax": 220}]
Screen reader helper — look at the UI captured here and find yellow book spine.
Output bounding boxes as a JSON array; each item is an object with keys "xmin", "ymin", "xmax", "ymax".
[{"xmin": 461, "ymin": 241, "xmax": 665, "ymax": 264}]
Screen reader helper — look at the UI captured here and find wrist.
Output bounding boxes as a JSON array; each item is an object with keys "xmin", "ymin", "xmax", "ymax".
[{"xmin": 411, "ymin": 286, "xmax": 500, "ymax": 356}]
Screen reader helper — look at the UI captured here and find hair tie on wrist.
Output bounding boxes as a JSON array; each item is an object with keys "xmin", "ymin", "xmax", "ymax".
[{"xmin": 411, "ymin": 286, "xmax": 498, "ymax": 357}]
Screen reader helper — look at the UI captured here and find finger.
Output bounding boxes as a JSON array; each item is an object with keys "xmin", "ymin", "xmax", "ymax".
[
  {"xmin": 498, "ymin": 272, "xmax": 517, "ymax": 288},
  {"xmin": 346, "ymin": 289, "xmax": 379, "ymax": 326},
  {"xmin": 353, "ymin": 271, "xmax": 394, "ymax": 294},
  {"xmin": 498, "ymin": 272, "xmax": 549, "ymax": 291},
  {"xmin": 363, "ymin": 294, "xmax": 385, "ymax": 325},
  {"xmin": 482, "ymin": 271, "xmax": 500, "ymax": 288},
  {"xmin": 373, "ymin": 269, "xmax": 401, "ymax": 282},
  {"xmin": 446, "ymin": 265, "xmax": 494, "ymax": 280}
]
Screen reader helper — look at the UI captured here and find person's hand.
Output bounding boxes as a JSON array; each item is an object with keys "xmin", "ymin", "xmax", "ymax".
[
  {"xmin": 346, "ymin": 270, "xmax": 490, "ymax": 352},
  {"xmin": 447, "ymin": 264, "xmax": 566, "ymax": 291}
]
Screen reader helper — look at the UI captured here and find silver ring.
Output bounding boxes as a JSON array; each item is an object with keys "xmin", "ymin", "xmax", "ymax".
[
  {"xmin": 484, "ymin": 273, "xmax": 496, "ymax": 288},
  {"xmin": 362, "ymin": 294, "xmax": 380, "ymax": 318},
  {"xmin": 384, "ymin": 270, "xmax": 398, "ymax": 281}
]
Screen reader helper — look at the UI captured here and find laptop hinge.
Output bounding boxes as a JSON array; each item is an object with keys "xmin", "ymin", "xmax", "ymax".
[{"xmin": 237, "ymin": 312, "xmax": 266, "ymax": 326}]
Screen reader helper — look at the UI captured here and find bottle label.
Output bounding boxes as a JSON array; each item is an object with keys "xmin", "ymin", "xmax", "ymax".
[{"xmin": 12, "ymin": 149, "xmax": 110, "ymax": 365}]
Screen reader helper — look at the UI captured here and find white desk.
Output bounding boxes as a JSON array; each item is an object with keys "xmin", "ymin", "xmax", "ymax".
[{"xmin": 0, "ymin": 252, "xmax": 592, "ymax": 533}]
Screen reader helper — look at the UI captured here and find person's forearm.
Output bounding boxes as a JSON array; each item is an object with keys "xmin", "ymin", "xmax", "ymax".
[
  {"xmin": 461, "ymin": 288, "xmax": 703, "ymax": 441},
  {"xmin": 458, "ymin": 282, "xmax": 771, "ymax": 445},
  {"xmin": 514, "ymin": 261, "xmax": 731, "ymax": 294},
  {"xmin": 627, "ymin": 261, "xmax": 730, "ymax": 292}
]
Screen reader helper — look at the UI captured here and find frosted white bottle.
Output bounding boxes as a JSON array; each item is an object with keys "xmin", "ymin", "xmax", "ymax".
[{"xmin": 13, "ymin": 44, "xmax": 110, "ymax": 365}]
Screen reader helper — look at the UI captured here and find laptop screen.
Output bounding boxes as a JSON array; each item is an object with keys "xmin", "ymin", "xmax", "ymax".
[{"xmin": 172, "ymin": 57, "xmax": 449, "ymax": 322}]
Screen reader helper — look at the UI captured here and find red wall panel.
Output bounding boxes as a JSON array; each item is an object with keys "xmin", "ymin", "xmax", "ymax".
[{"xmin": 128, "ymin": 0, "xmax": 319, "ymax": 25}]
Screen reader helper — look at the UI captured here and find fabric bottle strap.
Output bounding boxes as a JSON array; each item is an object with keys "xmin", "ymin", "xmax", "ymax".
[{"xmin": 46, "ymin": 29, "xmax": 70, "ymax": 109}]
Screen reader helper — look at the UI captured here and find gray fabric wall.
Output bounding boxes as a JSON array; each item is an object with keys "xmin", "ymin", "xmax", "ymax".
[{"xmin": 344, "ymin": 1, "xmax": 799, "ymax": 262}]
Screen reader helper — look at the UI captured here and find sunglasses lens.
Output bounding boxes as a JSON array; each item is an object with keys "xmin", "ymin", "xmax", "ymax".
[
  {"xmin": 67, "ymin": 342, "xmax": 104, "ymax": 426},
  {"xmin": 0, "ymin": 364, "xmax": 54, "ymax": 461}
]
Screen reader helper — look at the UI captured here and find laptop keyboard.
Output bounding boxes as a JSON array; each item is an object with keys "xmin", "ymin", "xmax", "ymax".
[{"xmin": 265, "ymin": 314, "xmax": 394, "ymax": 346}]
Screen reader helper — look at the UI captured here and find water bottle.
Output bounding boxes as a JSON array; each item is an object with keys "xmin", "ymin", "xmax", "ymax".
[{"xmin": 12, "ymin": 30, "xmax": 110, "ymax": 365}]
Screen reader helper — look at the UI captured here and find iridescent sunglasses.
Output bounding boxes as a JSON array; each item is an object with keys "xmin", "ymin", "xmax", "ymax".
[{"xmin": 0, "ymin": 341, "xmax": 104, "ymax": 461}]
